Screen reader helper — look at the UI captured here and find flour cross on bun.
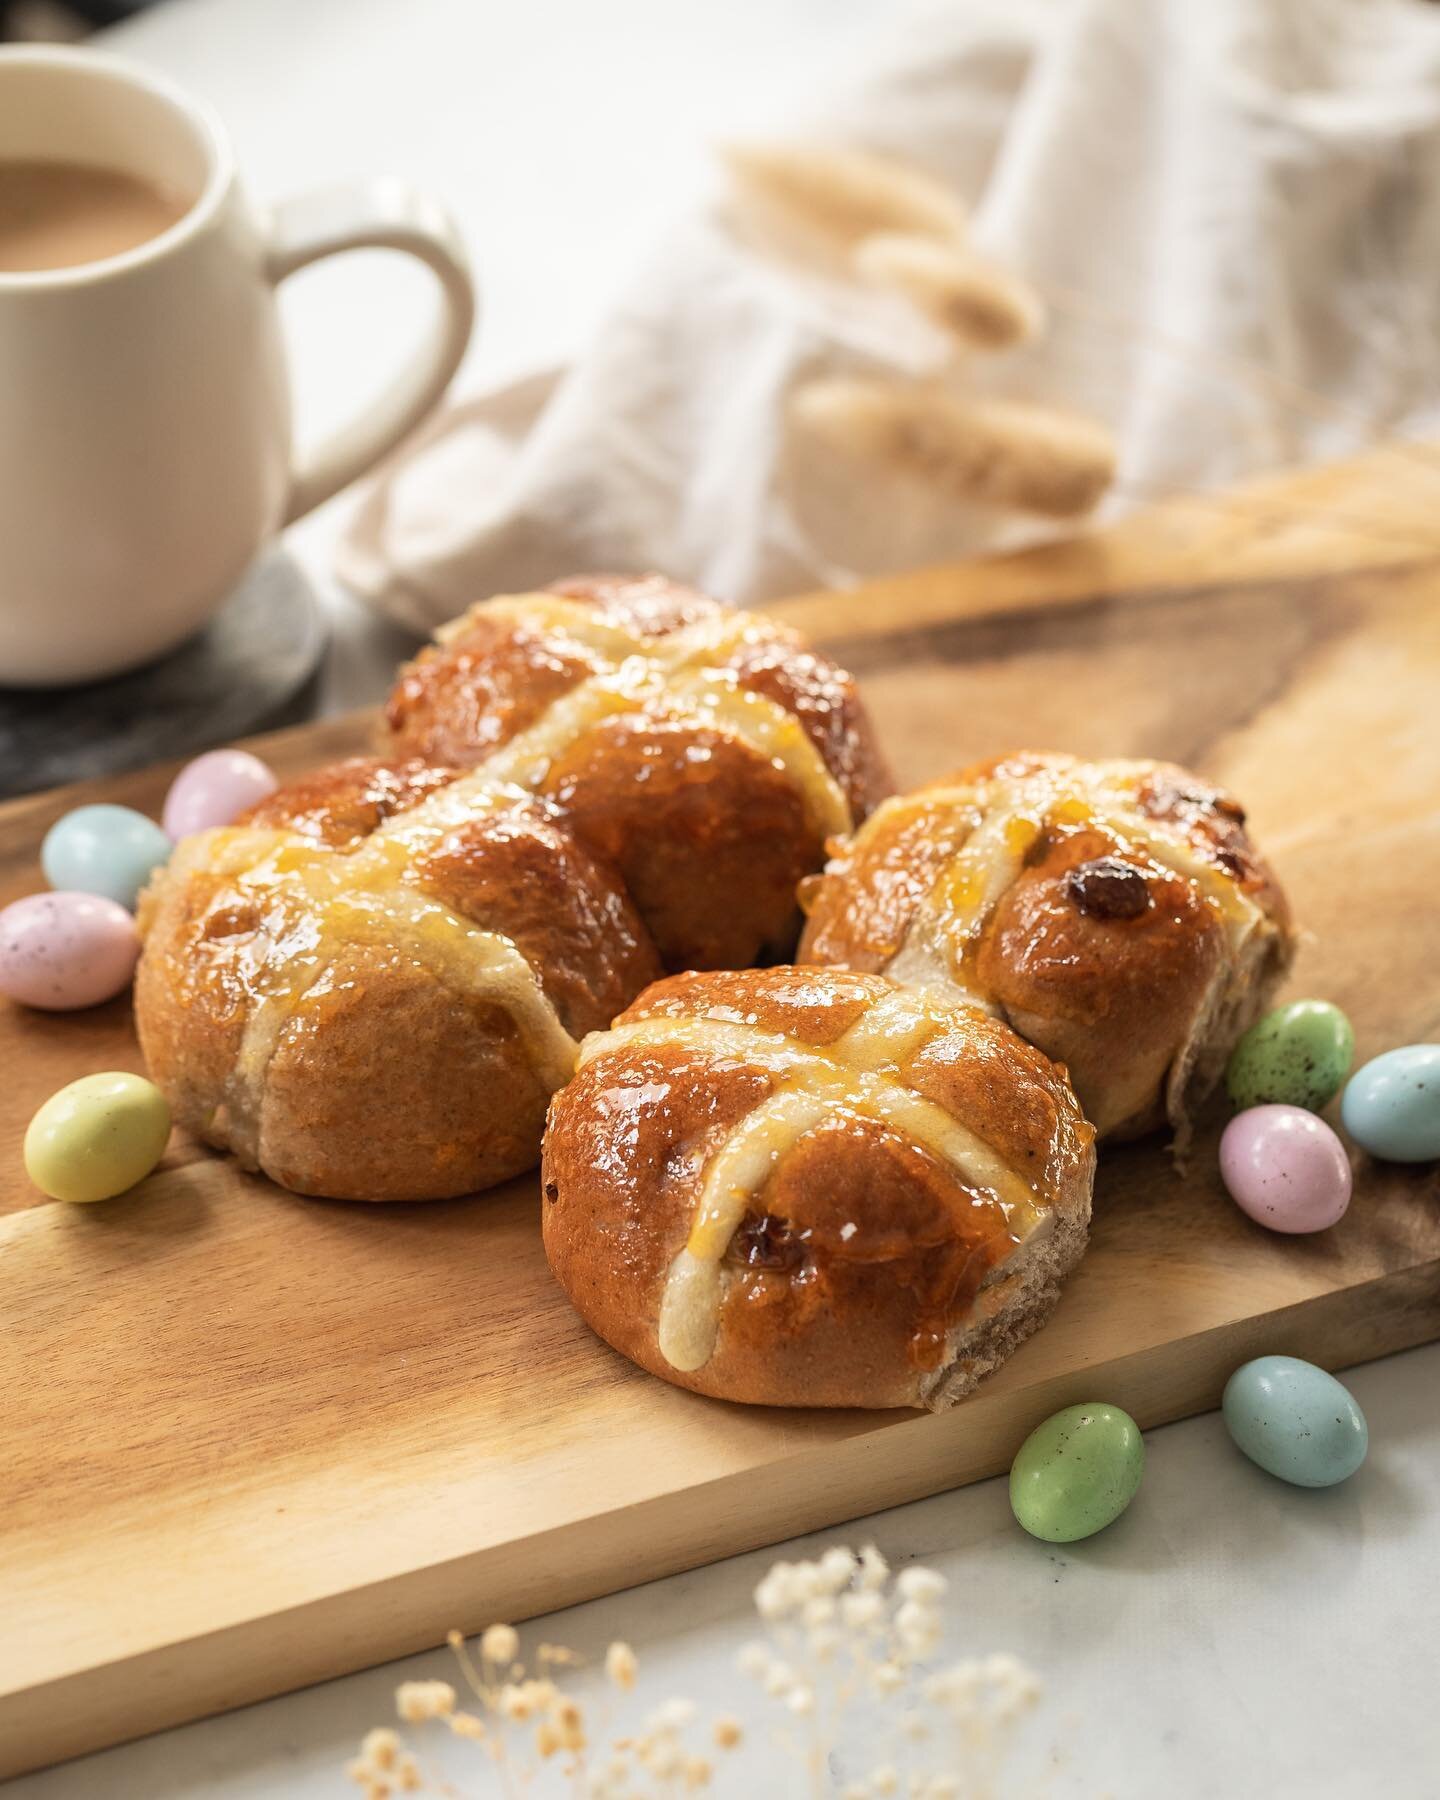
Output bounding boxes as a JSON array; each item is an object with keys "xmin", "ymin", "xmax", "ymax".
[
  {"xmin": 542, "ymin": 966, "xmax": 1095, "ymax": 1411},
  {"xmin": 800, "ymin": 752, "xmax": 1296, "ymax": 1140}
]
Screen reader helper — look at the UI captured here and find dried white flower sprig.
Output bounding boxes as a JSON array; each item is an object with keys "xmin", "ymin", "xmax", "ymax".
[
  {"xmin": 345, "ymin": 1543, "xmax": 1039, "ymax": 1798},
  {"xmin": 737, "ymin": 1545, "xmax": 1039, "ymax": 1799},
  {"xmin": 346, "ymin": 1617, "xmax": 738, "ymax": 1799}
]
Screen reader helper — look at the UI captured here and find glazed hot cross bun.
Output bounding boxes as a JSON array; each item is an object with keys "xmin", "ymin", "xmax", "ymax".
[
  {"xmin": 799, "ymin": 752, "xmax": 1296, "ymax": 1141},
  {"xmin": 136, "ymin": 756, "xmax": 660, "ymax": 1201},
  {"xmin": 542, "ymin": 966, "xmax": 1095, "ymax": 1410},
  {"xmin": 384, "ymin": 575, "xmax": 891, "ymax": 971}
]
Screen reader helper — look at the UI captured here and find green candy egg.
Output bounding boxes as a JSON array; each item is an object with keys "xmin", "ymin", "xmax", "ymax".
[
  {"xmin": 24, "ymin": 1071, "xmax": 170, "ymax": 1203},
  {"xmin": 1226, "ymin": 999, "xmax": 1354, "ymax": 1112},
  {"xmin": 1009, "ymin": 1402, "xmax": 1144, "ymax": 1543}
]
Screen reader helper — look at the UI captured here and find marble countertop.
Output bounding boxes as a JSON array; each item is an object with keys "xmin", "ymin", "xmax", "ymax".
[{"xmin": 11, "ymin": 1, "xmax": 1436, "ymax": 1793}]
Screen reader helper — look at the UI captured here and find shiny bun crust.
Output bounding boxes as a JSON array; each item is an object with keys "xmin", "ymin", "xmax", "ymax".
[
  {"xmin": 798, "ymin": 752, "xmax": 1296, "ymax": 1140},
  {"xmin": 136, "ymin": 757, "xmax": 660, "ymax": 1201},
  {"xmin": 541, "ymin": 967, "xmax": 1095, "ymax": 1411},
  {"xmin": 383, "ymin": 574, "xmax": 892, "ymax": 971}
]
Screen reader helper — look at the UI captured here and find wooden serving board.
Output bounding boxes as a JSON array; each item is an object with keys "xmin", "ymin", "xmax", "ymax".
[{"xmin": 4, "ymin": 444, "xmax": 1440, "ymax": 1778}]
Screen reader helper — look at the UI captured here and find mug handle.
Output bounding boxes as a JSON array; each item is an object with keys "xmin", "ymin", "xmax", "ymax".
[{"xmin": 265, "ymin": 179, "xmax": 476, "ymax": 525}]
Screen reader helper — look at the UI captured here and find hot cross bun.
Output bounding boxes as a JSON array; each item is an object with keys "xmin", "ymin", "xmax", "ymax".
[
  {"xmin": 541, "ymin": 965, "xmax": 1095, "ymax": 1409},
  {"xmin": 798, "ymin": 752, "xmax": 1296, "ymax": 1140},
  {"xmin": 383, "ymin": 575, "xmax": 891, "ymax": 971},
  {"xmin": 135, "ymin": 756, "xmax": 660, "ymax": 1201}
]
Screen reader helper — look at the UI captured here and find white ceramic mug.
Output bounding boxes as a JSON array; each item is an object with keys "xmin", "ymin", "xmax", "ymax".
[{"xmin": 0, "ymin": 47, "xmax": 475, "ymax": 686}]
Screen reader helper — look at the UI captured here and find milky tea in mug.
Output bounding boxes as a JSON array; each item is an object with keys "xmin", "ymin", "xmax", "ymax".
[
  {"xmin": 0, "ymin": 47, "xmax": 474, "ymax": 686},
  {"xmin": 0, "ymin": 159, "xmax": 188, "ymax": 272}
]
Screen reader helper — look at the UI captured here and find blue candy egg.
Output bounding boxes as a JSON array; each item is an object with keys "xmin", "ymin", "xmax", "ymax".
[
  {"xmin": 42, "ymin": 804, "xmax": 172, "ymax": 911},
  {"xmin": 1222, "ymin": 1355, "xmax": 1368, "ymax": 1488},
  {"xmin": 1341, "ymin": 1045, "xmax": 1440, "ymax": 1163}
]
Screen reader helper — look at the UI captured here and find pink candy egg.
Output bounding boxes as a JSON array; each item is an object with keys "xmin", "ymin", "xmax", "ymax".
[
  {"xmin": 0, "ymin": 891, "xmax": 140, "ymax": 1010},
  {"xmin": 162, "ymin": 749, "xmax": 278, "ymax": 839},
  {"xmin": 1219, "ymin": 1104, "xmax": 1352, "ymax": 1234}
]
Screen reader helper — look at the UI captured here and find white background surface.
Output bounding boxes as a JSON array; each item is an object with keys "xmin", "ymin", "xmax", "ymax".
[{"xmin": 10, "ymin": 1, "xmax": 1437, "ymax": 1795}]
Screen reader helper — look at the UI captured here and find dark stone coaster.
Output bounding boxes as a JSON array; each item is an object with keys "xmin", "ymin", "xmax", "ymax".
[{"xmin": 0, "ymin": 549, "xmax": 327, "ymax": 801}]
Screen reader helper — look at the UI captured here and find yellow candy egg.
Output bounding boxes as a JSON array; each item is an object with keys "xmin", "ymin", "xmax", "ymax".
[{"xmin": 24, "ymin": 1071, "xmax": 170, "ymax": 1203}]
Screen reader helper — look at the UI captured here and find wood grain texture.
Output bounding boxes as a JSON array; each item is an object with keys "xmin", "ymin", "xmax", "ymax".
[{"xmin": 3, "ymin": 443, "xmax": 1439, "ymax": 1778}]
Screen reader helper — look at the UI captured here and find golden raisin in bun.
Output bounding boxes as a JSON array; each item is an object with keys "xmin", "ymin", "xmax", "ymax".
[
  {"xmin": 798, "ymin": 752, "xmax": 1296, "ymax": 1140},
  {"xmin": 542, "ymin": 966, "xmax": 1094, "ymax": 1411}
]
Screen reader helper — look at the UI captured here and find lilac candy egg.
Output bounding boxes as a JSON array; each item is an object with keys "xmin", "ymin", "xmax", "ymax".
[
  {"xmin": 163, "ymin": 749, "xmax": 278, "ymax": 840},
  {"xmin": 0, "ymin": 891, "xmax": 140, "ymax": 1010},
  {"xmin": 1220, "ymin": 1104, "xmax": 1352, "ymax": 1233}
]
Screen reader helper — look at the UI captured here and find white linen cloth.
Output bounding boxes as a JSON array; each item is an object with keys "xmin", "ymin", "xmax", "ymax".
[{"xmin": 337, "ymin": 0, "xmax": 1440, "ymax": 629}]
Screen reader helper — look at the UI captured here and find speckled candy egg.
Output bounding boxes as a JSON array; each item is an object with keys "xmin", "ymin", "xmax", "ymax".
[
  {"xmin": 1219, "ymin": 1105, "xmax": 1351, "ymax": 1233},
  {"xmin": 1341, "ymin": 1045, "xmax": 1440, "ymax": 1163},
  {"xmin": 0, "ymin": 891, "xmax": 139, "ymax": 1009},
  {"xmin": 162, "ymin": 748, "xmax": 278, "ymax": 840},
  {"xmin": 1223, "ymin": 1355, "xmax": 1368, "ymax": 1487},
  {"xmin": 41, "ymin": 804, "xmax": 171, "ymax": 910},
  {"xmin": 24, "ymin": 1070, "xmax": 171, "ymax": 1203},
  {"xmin": 1226, "ymin": 1000, "xmax": 1354, "ymax": 1112},
  {"xmin": 1009, "ymin": 1402, "xmax": 1145, "ymax": 1543}
]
